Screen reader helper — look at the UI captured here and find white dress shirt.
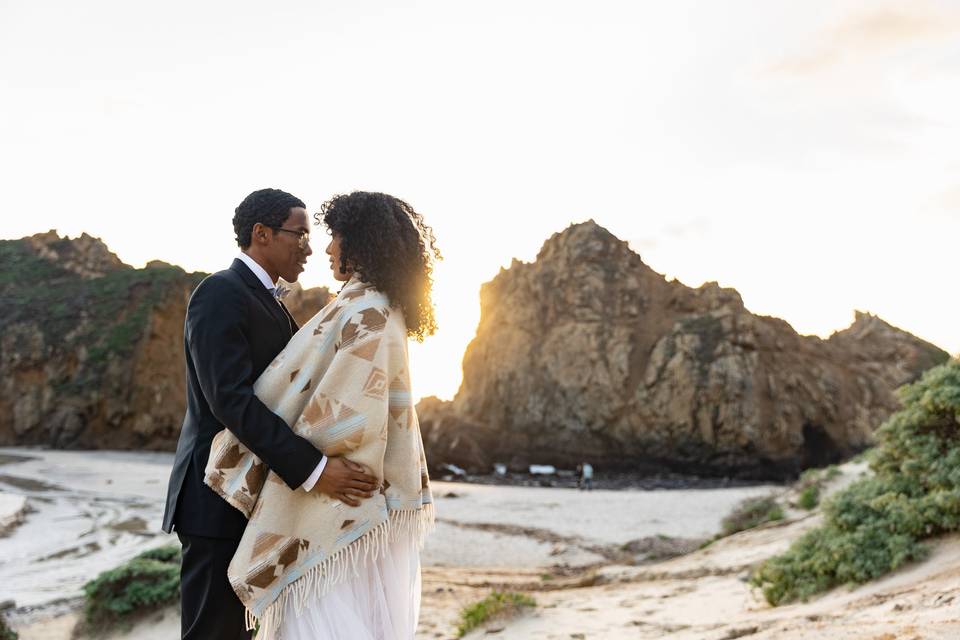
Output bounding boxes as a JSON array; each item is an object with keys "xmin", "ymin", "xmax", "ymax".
[{"xmin": 237, "ymin": 253, "xmax": 327, "ymax": 491}]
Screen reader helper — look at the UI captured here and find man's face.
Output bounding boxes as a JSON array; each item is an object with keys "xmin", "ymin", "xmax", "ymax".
[{"xmin": 264, "ymin": 207, "xmax": 312, "ymax": 282}]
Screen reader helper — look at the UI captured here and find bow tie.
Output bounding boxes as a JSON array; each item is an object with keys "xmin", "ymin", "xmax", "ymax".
[{"xmin": 271, "ymin": 284, "xmax": 291, "ymax": 301}]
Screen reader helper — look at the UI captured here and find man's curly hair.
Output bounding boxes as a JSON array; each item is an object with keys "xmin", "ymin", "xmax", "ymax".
[
  {"xmin": 316, "ymin": 192, "xmax": 441, "ymax": 342},
  {"xmin": 233, "ymin": 188, "xmax": 306, "ymax": 249}
]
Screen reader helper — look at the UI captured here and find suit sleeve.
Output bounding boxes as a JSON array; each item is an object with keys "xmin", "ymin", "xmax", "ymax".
[{"xmin": 187, "ymin": 277, "xmax": 324, "ymax": 489}]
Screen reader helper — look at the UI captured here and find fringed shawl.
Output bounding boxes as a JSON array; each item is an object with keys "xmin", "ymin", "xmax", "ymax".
[{"xmin": 203, "ymin": 275, "xmax": 434, "ymax": 637}]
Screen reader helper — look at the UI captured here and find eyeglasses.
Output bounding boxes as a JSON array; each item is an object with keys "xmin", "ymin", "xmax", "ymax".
[{"xmin": 269, "ymin": 226, "xmax": 310, "ymax": 250}]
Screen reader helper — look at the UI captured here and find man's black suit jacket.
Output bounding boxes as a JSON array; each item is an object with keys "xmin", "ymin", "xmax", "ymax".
[{"xmin": 162, "ymin": 258, "xmax": 324, "ymax": 538}]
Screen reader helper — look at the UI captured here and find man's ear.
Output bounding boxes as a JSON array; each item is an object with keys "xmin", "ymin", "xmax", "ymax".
[{"xmin": 251, "ymin": 222, "xmax": 270, "ymax": 246}]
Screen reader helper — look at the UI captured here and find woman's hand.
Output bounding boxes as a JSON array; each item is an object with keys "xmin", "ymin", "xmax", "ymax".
[{"xmin": 313, "ymin": 457, "xmax": 379, "ymax": 506}]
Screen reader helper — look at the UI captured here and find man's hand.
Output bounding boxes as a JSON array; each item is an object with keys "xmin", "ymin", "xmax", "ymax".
[{"xmin": 312, "ymin": 457, "xmax": 379, "ymax": 507}]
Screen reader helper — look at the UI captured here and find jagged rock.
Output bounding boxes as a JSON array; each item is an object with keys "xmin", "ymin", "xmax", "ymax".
[
  {"xmin": 25, "ymin": 230, "xmax": 129, "ymax": 278},
  {"xmin": 418, "ymin": 221, "xmax": 950, "ymax": 479},
  {"xmin": 417, "ymin": 396, "xmax": 500, "ymax": 472},
  {"xmin": 0, "ymin": 232, "xmax": 332, "ymax": 450}
]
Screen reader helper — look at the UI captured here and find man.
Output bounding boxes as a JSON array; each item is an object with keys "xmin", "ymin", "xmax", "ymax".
[{"xmin": 162, "ymin": 188, "xmax": 379, "ymax": 640}]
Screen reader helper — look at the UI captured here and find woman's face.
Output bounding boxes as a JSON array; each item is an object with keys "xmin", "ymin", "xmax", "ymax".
[{"xmin": 325, "ymin": 233, "xmax": 353, "ymax": 282}]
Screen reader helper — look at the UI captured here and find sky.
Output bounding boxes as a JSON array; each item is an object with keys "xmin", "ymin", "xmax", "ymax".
[{"xmin": 2, "ymin": 0, "xmax": 958, "ymax": 401}]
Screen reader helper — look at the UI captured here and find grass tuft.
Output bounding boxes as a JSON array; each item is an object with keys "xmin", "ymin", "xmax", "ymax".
[
  {"xmin": 797, "ymin": 485, "xmax": 820, "ymax": 510},
  {"xmin": 456, "ymin": 591, "xmax": 536, "ymax": 637},
  {"xmin": 721, "ymin": 495, "xmax": 784, "ymax": 537}
]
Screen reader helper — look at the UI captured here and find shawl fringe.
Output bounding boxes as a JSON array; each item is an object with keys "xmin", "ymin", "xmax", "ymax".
[{"xmin": 247, "ymin": 503, "xmax": 435, "ymax": 637}]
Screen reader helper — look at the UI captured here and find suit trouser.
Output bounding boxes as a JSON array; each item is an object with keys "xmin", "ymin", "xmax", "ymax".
[{"xmin": 177, "ymin": 532, "xmax": 252, "ymax": 640}]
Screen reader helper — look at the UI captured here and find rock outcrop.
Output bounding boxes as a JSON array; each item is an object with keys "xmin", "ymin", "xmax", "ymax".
[
  {"xmin": 0, "ymin": 232, "xmax": 331, "ymax": 450},
  {"xmin": 418, "ymin": 221, "xmax": 949, "ymax": 479},
  {"xmin": 25, "ymin": 229, "xmax": 130, "ymax": 278}
]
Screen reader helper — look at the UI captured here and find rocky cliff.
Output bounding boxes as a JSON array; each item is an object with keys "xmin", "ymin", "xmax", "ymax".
[
  {"xmin": 418, "ymin": 221, "xmax": 949, "ymax": 479},
  {"xmin": 0, "ymin": 231, "xmax": 331, "ymax": 450}
]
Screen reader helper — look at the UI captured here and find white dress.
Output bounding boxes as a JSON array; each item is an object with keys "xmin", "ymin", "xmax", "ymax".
[{"xmin": 277, "ymin": 534, "xmax": 422, "ymax": 640}]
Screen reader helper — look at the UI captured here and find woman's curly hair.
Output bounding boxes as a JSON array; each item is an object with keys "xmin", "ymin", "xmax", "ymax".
[{"xmin": 316, "ymin": 192, "xmax": 441, "ymax": 342}]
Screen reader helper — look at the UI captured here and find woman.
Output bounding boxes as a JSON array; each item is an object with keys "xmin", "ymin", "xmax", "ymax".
[{"xmin": 204, "ymin": 191, "xmax": 440, "ymax": 639}]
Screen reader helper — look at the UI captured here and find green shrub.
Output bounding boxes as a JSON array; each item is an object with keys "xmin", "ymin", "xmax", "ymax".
[
  {"xmin": 0, "ymin": 614, "xmax": 17, "ymax": 640},
  {"xmin": 456, "ymin": 591, "xmax": 536, "ymax": 637},
  {"xmin": 134, "ymin": 545, "xmax": 182, "ymax": 563},
  {"xmin": 751, "ymin": 360, "xmax": 960, "ymax": 605},
  {"xmin": 793, "ymin": 463, "xmax": 842, "ymax": 510},
  {"xmin": 82, "ymin": 545, "xmax": 181, "ymax": 627},
  {"xmin": 798, "ymin": 485, "xmax": 820, "ymax": 510},
  {"xmin": 720, "ymin": 495, "xmax": 784, "ymax": 536}
]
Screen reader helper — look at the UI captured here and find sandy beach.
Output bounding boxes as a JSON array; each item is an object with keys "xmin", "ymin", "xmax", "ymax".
[
  {"xmin": 0, "ymin": 490, "xmax": 26, "ymax": 536},
  {"xmin": 4, "ymin": 448, "xmax": 959, "ymax": 639}
]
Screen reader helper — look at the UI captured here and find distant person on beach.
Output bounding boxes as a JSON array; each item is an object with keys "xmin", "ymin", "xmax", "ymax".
[
  {"xmin": 161, "ymin": 189, "xmax": 380, "ymax": 640},
  {"xmin": 579, "ymin": 462, "xmax": 594, "ymax": 491},
  {"xmin": 203, "ymin": 192, "xmax": 439, "ymax": 639}
]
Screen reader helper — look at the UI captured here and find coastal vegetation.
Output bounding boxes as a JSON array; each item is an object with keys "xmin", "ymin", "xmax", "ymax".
[
  {"xmin": 1, "ymin": 238, "xmax": 202, "ymax": 386},
  {"xmin": 0, "ymin": 235, "xmax": 210, "ymax": 449},
  {"xmin": 0, "ymin": 615, "xmax": 17, "ymax": 640},
  {"xmin": 456, "ymin": 591, "xmax": 536, "ymax": 637},
  {"xmin": 720, "ymin": 495, "xmax": 785, "ymax": 537},
  {"xmin": 81, "ymin": 545, "xmax": 180, "ymax": 629},
  {"xmin": 796, "ymin": 485, "xmax": 819, "ymax": 510},
  {"xmin": 793, "ymin": 465, "xmax": 841, "ymax": 511},
  {"xmin": 751, "ymin": 359, "xmax": 960, "ymax": 605}
]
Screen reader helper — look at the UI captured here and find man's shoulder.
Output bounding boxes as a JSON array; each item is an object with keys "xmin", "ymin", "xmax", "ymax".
[
  {"xmin": 189, "ymin": 267, "xmax": 248, "ymax": 308},
  {"xmin": 204, "ymin": 266, "xmax": 245, "ymax": 288}
]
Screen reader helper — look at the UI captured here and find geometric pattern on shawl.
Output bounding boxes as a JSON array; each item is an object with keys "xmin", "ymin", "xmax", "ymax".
[{"xmin": 203, "ymin": 275, "xmax": 434, "ymax": 635}]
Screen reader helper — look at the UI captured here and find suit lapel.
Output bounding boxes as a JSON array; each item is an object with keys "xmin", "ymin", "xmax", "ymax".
[
  {"xmin": 278, "ymin": 301, "xmax": 299, "ymax": 333},
  {"xmin": 230, "ymin": 259, "xmax": 295, "ymax": 338},
  {"xmin": 256, "ymin": 288, "xmax": 295, "ymax": 337}
]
